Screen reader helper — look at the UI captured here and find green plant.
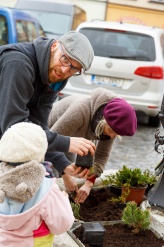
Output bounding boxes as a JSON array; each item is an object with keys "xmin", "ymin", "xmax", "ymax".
[
  {"xmin": 143, "ymin": 169, "xmax": 157, "ymax": 186},
  {"xmin": 110, "ymin": 187, "xmax": 130, "ymax": 204},
  {"xmin": 70, "ymin": 202, "xmax": 82, "ymax": 220},
  {"xmin": 122, "ymin": 201, "xmax": 151, "ymax": 234},
  {"xmin": 110, "ymin": 195, "xmax": 126, "ymax": 204},
  {"xmin": 103, "ymin": 166, "xmax": 153, "ymax": 188}
]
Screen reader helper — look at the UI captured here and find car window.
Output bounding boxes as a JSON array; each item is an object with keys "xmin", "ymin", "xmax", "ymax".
[
  {"xmin": 16, "ymin": 20, "xmax": 40, "ymax": 42},
  {"xmin": 16, "ymin": 20, "xmax": 29, "ymax": 42},
  {"xmin": 23, "ymin": 10, "xmax": 71, "ymax": 35},
  {"xmin": 79, "ymin": 28, "xmax": 156, "ymax": 61},
  {"xmin": 160, "ymin": 34, "xmax": 164, "ymax": 58},
  {"xmin": 26, "ymin": 21, "xmax": 37, "ymax": 41},
  {"xmin": 38, "ymin": 24, "xmax": 45, "ymax": 37},
  {"xmin": 0, "ymin": 15, "xmax": 8, "ymax": 45}
]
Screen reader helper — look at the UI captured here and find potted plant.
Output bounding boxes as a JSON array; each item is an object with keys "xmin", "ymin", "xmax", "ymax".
[{"xmin": 103, "ymin": 166, "xmax": 155, "ymax": 205}]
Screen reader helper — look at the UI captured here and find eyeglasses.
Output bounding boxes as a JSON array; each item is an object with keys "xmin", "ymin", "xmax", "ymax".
[{"xmin": 58, "ymin": 43, "xmax": 81, "ymax": 77}]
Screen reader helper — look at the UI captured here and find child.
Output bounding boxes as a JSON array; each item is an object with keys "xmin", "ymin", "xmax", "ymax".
[{"xmin": 0, "ymin": 122, "xmax": 74, "ymax": 247}]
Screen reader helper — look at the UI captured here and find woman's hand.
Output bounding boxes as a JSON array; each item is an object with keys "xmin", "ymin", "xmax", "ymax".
[{"xmin": 74, "ymin": 180, "xmax": 93, "ymax": 204}]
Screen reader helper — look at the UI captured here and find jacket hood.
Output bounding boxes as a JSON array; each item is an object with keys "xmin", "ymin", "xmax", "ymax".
[
  {"xmin": 33, "ymin": 36, "xmax": 53, "ymax": 85},
  {"xmin": 0, "ymin": 161, "xmax": 46, "ymax": 203},
  {"xmin": 90, "ymin": 87, "xmax": 118, "ymax": 119}
]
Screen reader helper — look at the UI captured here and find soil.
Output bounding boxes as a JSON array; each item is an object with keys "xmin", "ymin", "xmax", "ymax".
[
  {"xmin": 77, "ymin": 186, "xmax": 123, "ymax": 221},
  {"xmin": 71, "ymin": 186, "xmax": 164, "ymax": 247},
  {"xmin": 73, "ymin": 223, "xmax": 164, "ymax": 247}
]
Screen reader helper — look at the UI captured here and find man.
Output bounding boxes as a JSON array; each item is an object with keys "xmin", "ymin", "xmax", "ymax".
[{"xmin": 0, "ymin": 31, "xmax": 95, "ymax": 178}]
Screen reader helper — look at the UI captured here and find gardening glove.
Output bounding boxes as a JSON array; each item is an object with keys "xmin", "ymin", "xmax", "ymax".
[{"xmin": 74, "ymin": 181, "xmax": 93, "ymax": 204}]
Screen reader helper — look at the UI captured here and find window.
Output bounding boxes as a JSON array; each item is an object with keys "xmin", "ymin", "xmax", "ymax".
[
  {"xmin": 16, "ymin": 20, "xmax": 40, "ymax": 43},
  {"xmin": 160, "ymin": 34, "xmax": 164, "ymax": 58},
  {"xmin": 26, "ymin": 21, "xmax": 37, "ymax": 41},
  {"xmin": 80, "ymin": 28, "xmax": 156, "ymax": 61},
  {"xmin": 0, "ymin": 15, "xmax": 8, "ymax": 45},
  {"xmin": 38, "ymin": 24, "xmax": 45, "ymax": 37},
  {"xmin": 149, "ymin": 0, "xmax": 164, "ymax": 3},
  {"xmin": 24, "ymin": 10, "xmax": 71, "ymax": 35},
  {"xmin": 16, "ymin": 20, "xmax": 29, "ymax": 42}
]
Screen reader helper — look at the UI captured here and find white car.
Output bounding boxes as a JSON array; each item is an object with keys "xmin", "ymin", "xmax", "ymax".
[{"xmin": 59, "ymin": 21, "xmax": 164, "ymax": 127}]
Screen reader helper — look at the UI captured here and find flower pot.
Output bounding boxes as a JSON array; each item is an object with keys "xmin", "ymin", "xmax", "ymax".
[
  {"xmin": 122, "ymin": 185, "xmax": 147, "ymax": 205},
  {"xmin": 109, "ymin": 185, "xmax": 122, "ymax": 196},
  {"xmin": 82, "ymin": 222, "xmax": 106, "ymax": 246}
]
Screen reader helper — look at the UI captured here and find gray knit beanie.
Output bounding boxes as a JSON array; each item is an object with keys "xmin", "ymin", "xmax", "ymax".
[{"xmin": 59, "ymin": 31, "xmax": 94, "ymax": 71}]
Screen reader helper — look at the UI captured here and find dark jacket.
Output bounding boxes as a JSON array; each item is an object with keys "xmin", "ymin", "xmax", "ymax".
[{"xmin": 0, "ymin": 37, "xmax": 71, "ymax": 173}]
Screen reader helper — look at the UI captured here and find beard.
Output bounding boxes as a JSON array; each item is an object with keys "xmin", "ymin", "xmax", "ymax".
[
  {"xmin": 48, "ymin": 49, "xmax": 57, "ymax": 82},
  {"xmin": 48, "ymin": 49, "xmax": 64, "ymax": 82}
]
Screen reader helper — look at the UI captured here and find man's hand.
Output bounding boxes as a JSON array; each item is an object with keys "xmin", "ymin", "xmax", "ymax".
[
  {"xmin": 64, "ymin": 163, "xmax": 90, "ymax": 178},
  {"xmin": 69, "ymin": 137, "xmax": 96, "ymax": 156},
  {"xmin": 74, "ymin": 180, "xmax": 93, "ymax": 204},
  {"xmin": 62, "ymin": 173, "xmax": 78, "ymax": 192}
]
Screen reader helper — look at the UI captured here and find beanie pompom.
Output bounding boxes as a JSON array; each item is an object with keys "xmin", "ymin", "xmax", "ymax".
[
  {"xmin": 16, "ymin": 182, "xmax": 28, "ymax": 194},
  {"xmin": 0, "ymin": 190, "xmax": 5, "ymax": 203},
  {"xmin": 103, "ymin": 98, "xmax": 137, "ymax": 136}
]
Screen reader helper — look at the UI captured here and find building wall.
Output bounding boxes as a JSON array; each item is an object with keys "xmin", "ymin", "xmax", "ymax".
[
  {"xmin": 106, "ymin": 2, "xmax": 164, "ymax": 28},
  {"xmin": 0, "ymin": 0, "xmax": 17, "ymax": 7},
  {"xmin": 62, "ymin": 0, "xmax": 164, "ymax": 21},
  {"xmin": 1, "ymin": 0, "xmax": 164, "ymax": 22},
  {"xmin": 65, "ymin": 0, "xmax": 107, "ymax": 21}
]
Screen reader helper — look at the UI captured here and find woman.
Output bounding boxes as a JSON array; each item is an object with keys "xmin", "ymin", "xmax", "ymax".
[{"xmin": 48, "ymin": 87, "xmax": 137, "ymax": 203}]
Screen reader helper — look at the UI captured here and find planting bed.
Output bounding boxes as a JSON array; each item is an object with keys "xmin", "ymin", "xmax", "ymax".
[
  {"xmin": 73, "ymin": 222, "xmax": 164, "ymax": 247},
  {"xmin": 77, "ymin": 186, "xmax": 123, "ymax": 221},
  {"xmin": 71, "ymin": 186, "xmax": 164, "ymax": 247}
]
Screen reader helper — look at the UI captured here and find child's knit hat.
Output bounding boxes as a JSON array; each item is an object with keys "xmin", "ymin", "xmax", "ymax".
[
  {"xmin": 0, "ymin": 122, "xmax": 48, "ymax": 163},
  {"xmin": 0, "ymin": 122, "xmax": 48, "ymax": 203}
]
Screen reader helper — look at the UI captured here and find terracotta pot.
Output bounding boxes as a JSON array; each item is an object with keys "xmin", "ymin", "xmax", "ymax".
[{"xmin": 121, "ymin": 185, "xmax": 147, "ymax": 205}]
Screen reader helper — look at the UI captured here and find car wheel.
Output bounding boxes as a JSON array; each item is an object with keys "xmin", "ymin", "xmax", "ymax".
[{"xmin": 148, "ymin": 115, "xmax": 160, "ymax": 127}]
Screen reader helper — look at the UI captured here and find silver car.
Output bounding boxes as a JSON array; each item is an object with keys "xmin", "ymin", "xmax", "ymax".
[{"xmin": 59, "ymin": 21, "xmax": 164, "ymax": 127}]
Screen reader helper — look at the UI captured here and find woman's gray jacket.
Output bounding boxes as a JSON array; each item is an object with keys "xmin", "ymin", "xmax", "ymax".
[{"xmin": 48, "ymin": 87, "xmax": 118, "ymax": 177}]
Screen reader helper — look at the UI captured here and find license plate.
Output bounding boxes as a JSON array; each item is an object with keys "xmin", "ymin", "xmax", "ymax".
[{"xmin": 91, "ymin": 75, "xmax": 123, "ymax": 87}]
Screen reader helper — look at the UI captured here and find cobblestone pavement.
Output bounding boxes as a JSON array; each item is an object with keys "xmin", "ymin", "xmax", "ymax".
[{"xmin": 105, "ymin": 117, "xmax": 164, "ymax": 173}]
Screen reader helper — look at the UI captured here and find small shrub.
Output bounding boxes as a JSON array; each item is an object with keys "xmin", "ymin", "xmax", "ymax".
[
  {"xmin": 143, "ymin": 169, "xmax": 157, "ymax": 186},
  {"xmin": 103, "ymin": 166, "xmax": 156, "ymax": 188},
  {"xmin": 122, "ymin": 201, "xmax": 151, "ymax": 234}
]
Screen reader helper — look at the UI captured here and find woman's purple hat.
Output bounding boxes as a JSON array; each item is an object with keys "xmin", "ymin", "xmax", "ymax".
[{"xmin": 103, "ymin": 98, "xmax": 137, "ymax": 136}]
